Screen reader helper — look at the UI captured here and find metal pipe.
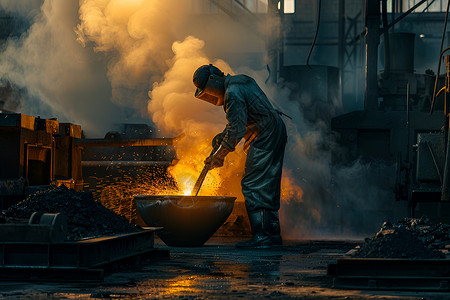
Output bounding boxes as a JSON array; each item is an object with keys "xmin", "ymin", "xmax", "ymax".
[
  {"xmin": 279, "ymin": 0, "xmax": 285, "ymax": 79},
  {"xmin": 406, "ymin": 81, "xmax": 410, "ymax": 164},
  {"xmin": 382, "ymin": 0, "xmax": 391, "ymax": 76},
  {"xmin": 442, "ymin": 118, "xmax": 450, "ymax": 201},
  {"xmin": 338, "ymin": 0, "xmax": 345, "ymax": 103},
  {"xmin": 351, "ymin": 0, "xmax": 426, "ymax": 46},
  {"xmin": 306, "ymin": 0, "xmax": 321, "ymax": 69},
  {"xmin": 441, "ymin": 55, "xmax": 450, "ymax": 201},
  {"xmin": 364, "ymin": 0, "xmax": 380, "ymax": 111},
  {"xmin": 266, "ymin": 0, "xmax": 280, "ymax": 84},
  {"xmin": 380, "ymin": 0, "xmax": 427, "ymax": 35},
  {"xmin": 431, "ymin": 0, "xmax": 450, "ymax": 114},
  {"xmin": 404, "ymin": 81, "xmax": 411, "ymax": 204},
  {"xmin": 77, "ymin": 138, "xmax": 174, "ymax": 147},
  {"xmin": 76, "ymin": 133, "xmax": 184, "ymax": 148},
  {"xmin": 422, "ymin": 0, "xmax": 437, "ymax": 13},
  {"xmin": 431, "ymin": 46, "xmax": 450, "ymax": 114},
  {"xmin": 426, "ymin": 141, "xmax": 443, "ymax": 185},
  {"xmin": 391, "ymin": 0, "xmax": 395, "ymax": 27}
]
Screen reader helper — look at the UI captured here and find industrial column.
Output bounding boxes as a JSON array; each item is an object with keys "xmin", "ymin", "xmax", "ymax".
[
  {"xmin": 364, "ymin": 0, "xmax": 380, "ymax": 111},
  {"xmin": 266, "ymin": 0, "xmax": 281, "ymax": 84}
]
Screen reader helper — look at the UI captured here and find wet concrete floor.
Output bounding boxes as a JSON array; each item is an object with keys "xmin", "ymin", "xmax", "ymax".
[{"xmin": 1, "ymin": 237, "xmax": 450, "ymax": 299}]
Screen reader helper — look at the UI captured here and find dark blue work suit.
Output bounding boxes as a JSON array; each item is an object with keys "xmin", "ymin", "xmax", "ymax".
[{"xmin": 213, "ymin": 74, "xmax": 287, "ymax": 213}]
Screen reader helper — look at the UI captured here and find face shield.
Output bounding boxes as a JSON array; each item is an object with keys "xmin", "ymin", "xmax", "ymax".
[
  {"xmin": 193, "ymin": 65, "xmax": 225, "ymax": 106},
  {"xmin": 194, "ymin": 74, "xmax": 225, "ymax": 106}
]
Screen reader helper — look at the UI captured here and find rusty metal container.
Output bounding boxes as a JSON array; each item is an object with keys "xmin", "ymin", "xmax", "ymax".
[{"xmin": 134, "ymin": 195, "xmax": 236, "ymax": 246}]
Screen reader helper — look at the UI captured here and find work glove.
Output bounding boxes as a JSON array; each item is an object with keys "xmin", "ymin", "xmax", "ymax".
[
  {"xmin": 204, "ymin": 145, "xmax": 230, "ymax": 170},
  {"xmin": 212, "ymin": 131, "xmax": 226, "ymax": 148}
]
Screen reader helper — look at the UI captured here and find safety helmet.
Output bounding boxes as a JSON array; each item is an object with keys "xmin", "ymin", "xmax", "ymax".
[{"xmin": 193, "ymin": 64, "xmax": 225, "ymax": 106}]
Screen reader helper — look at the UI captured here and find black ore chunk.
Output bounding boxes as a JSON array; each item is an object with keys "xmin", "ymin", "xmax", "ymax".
[
  {"xmin": 3, "ymin": 185, "xmax": 138, "ymax": 241},
  {"xmin": 353, "ymin": 227, "xmax": 445, "ymax": 259}
]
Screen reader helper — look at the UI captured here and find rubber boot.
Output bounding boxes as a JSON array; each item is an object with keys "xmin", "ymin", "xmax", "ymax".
[
  {"xmin": 266, "ymin": 210, "xmax": 283, "ymax": 246},
  {"xmin": 236, "ymin": 210, "xmax": 272, "ymax": 249}
]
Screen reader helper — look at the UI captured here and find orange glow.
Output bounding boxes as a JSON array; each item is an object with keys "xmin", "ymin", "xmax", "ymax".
[
  {"xmin": 164, "ymin": 277, "xmax": 197, "ymax": 295},
  {"xmin": 168, "ymin": 147, "xmax": 222, "ymax": 196},
  {"xmin": 281, "ymin": 174, "xmax": 304, "ymax": 203},
  {"xmin": 172, "ymin": 167, "xmax": 197, "ymax": 195}
]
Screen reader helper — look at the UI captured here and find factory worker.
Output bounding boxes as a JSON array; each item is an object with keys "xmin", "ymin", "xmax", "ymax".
[{"xmin": 192, "ymin": 64, "xmax": 287, "ymax": 249}]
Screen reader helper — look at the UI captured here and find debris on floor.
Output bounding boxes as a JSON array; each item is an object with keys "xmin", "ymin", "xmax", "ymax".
[
  {"xmin": 2, "ymin": 185, "xmax": 138, "ymax": 241},
  {"xmin": 352, "ymin": 217, "xmax": 450, "ymax": 259}
]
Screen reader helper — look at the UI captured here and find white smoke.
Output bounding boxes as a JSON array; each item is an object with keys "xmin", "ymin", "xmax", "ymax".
[
  {"xmin": 75, "ymin": 0, "xmax": 195, "ymax": 115},
  {"xmin": 0, "ymin": 0, "xmax": 124, "ymax": 136}
]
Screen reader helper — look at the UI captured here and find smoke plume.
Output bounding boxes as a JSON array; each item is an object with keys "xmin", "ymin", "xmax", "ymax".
[
  {"xmin": 75, "ymin": 0, "xmax": 255, "ymax": 199},
  {"xmin": 0, "ymin": 0, "xmax": 129, "ymax": 135}
]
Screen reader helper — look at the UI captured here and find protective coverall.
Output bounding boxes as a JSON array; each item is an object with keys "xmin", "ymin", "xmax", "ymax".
[{"xmin": 213, "ymin": 74, "xmax": 287, "ymax": 214}]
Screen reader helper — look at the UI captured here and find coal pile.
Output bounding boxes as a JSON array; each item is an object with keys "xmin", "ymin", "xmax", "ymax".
[
  {"xmin": 396, "ymin": 217, "xmax": 450, "ymax": 250},
  {"xmin": 353, "ymin": 217, "xmax": 448, "ymax": 259},
  {"xmin": 3, "ymin": 185, "xmax": 139, "ymax": 241}
]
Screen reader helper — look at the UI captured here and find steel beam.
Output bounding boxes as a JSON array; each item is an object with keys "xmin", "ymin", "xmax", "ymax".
[{"xmin": 364, "ymin": 0, "xmax": 380, "ymax": 111}]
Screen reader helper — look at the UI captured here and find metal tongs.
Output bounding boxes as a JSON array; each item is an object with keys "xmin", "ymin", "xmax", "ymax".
[
  {"xmin": 190, "ymin": 164, "xmax": 209, "ymax": 196},
  {"xmin": 191, "ymin": 144, "xmax": 220, "ymax": 196}
]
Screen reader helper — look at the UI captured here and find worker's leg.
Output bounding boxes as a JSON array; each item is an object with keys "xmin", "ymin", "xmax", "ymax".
[{"xmin": 237, "ymin": 118, "xmax": 286, "ymax": 248}]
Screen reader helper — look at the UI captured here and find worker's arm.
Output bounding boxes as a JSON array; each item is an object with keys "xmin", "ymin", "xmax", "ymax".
[
  {"xmin": 220, "ymin": 89, "xmax": 248, "ymax": 152},
  {"xmin": 204, "ymin": 90, "xmax": 247, "ymax": 169}
]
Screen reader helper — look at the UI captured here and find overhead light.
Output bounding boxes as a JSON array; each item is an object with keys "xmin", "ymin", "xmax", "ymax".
[{"xmin": 419, "ymin": 34, "xmax": 425, "ymax": 38}]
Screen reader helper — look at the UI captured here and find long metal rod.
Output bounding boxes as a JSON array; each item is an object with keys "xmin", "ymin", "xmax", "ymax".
[
  {"xmin": 209, "ymin": 0, "xmax": 263, "ymax": 37},
  {"xmin": 422, "ymin": 0, "xmax": 437, "ymax": 13},
  {"xmin": 441, "ymin": 55, "xmax": 450, "ymax": 201},
  {"xmin": 382, "ymin": 0, "xmax": 391, "ymax": 75},
  {"xmin": 364, "ymin": 0, "xmax": 380, "ymax": 111},
  {"xmin": 191, "ymin": 165, "xmax": 209, "ymax": 196},
  {"xmin": 380, "ymin": 0, "xmax": 427, "ymax": 34},
  {"xmin": 426, "ymin": 141, "xmax": 443, "ymax": 184},
  {"xmin": 431, "ymin": 46, "xmax": 450, "ymax": 114},
  {"xmin": 338, "ymin": 0, "xmax": 345, "ymax": 102},
  {"xmin": 406, "ymin": 81, "xmax": 410, "ymax": 164},
  {"xmin": 233, "ymin": 0, "xmax": 254, "ymax": 14},
  {"xmin": 391, "ymin": 0, "xmax": 395, "ymax": 26},
  {"xmin": 442, "ymin": 117, "xmax": 450, "ymax": 201},
  {"xmin": 76, "ymin": 133, "xmax": 184, "ymax": 147},
  {"xmin": 350, "ymin": 0, "xmax": 426, "ymax": 46},
  {"xmin": 77, "ymin": 138, "xmax": 174, "ymax": 147},
  {"xmin": 431, "ymin": 47, "xmax": 450, "ymax": 114},
  {"xmin": 306, "ymin": 0, "xmax": 322, "ymax": 68},
  {"xmin": 405, "ymin": 81, "xmax": 411, "ymax": 204},
  {"xmin": 431, "ymin": 0, "xmax": 450, "ymax": 114}
]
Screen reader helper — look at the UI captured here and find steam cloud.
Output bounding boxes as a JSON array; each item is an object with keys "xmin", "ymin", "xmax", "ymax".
[{"xmin": 0, "ymin": 0, "xmax": 127, "ymax": 135}]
